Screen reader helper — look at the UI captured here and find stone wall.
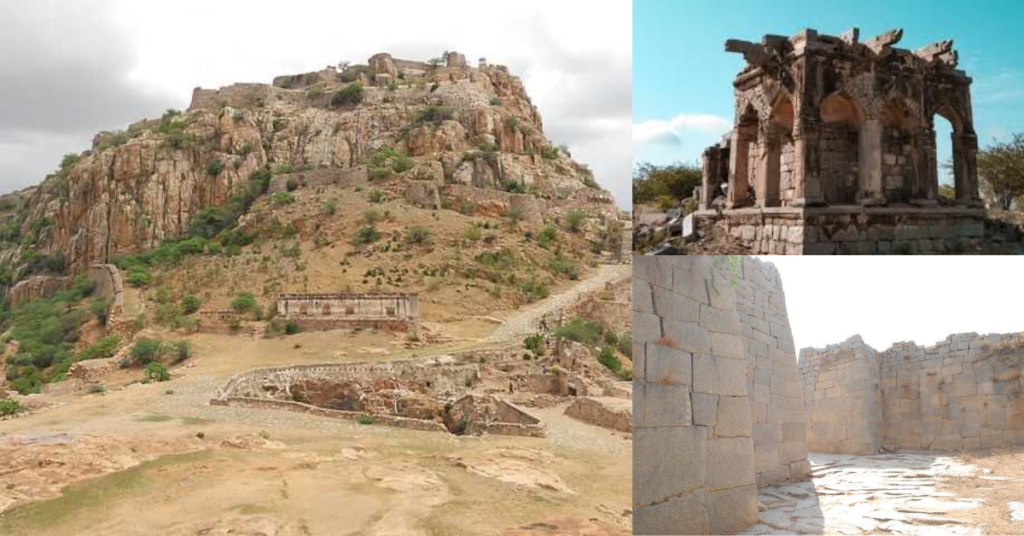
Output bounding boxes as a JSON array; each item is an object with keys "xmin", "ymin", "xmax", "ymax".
[
  {"xmin": 799, "ymin": 336, "xmax": 884, "ymax": 454},
  {"xmin": 735, "ymin": 257, "xmax": 811, "ymax": 487},
  {"xmin": 691, "ymin": 205, "xmax": 986, "ymax": 255},
  {"xmin": 800, "ymin": 332, "xmax": 1024, "ymax": 453},
  {"xmin": 633, "ymin": 256, "xmax": 768, "ymax": 535},
  {"xmin": 277, "ymin": 292, "xmax": 417, "ymax": 332}
]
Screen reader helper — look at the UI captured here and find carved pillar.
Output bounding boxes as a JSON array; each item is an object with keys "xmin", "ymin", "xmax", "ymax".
[
  {"xmin": 791, "ymin": 117, "xmax": 823, "ymax": 207},
  {"xmin": 916, "ymin": 127, "xmax": 938, "ymax": 205},
  {"xmin": 857, "ymin": 118, "xmax": 884, "ymax": 205},
  {"xmin": 758, "ymin": 126, "xmax": 781, "ymax": 207},
  {"xmin": 727, "ymin": 129, "xmax": 752, "ymax": 208}
]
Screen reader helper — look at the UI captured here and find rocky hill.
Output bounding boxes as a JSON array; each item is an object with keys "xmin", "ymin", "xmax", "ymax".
[{"xmin": 0, "ymin": 51, "xmax": 621, "ymax": 298}]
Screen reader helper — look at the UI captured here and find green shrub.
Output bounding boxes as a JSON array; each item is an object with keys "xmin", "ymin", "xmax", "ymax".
[
  {"xmin": 144, "ymin": 362, "xmax": 170, "ymax": 383},
  {"xmin": 331, "ymin": 83, "xmax": 365, "ymax": 107},
  {"xmin": 181, "ymin": 295, "xmax": 201, "ymax": 314},
  {"xmin": 463, "ymin": 225, "xmax": 482, "ymax": 242},
  {"xmin": 518, "ymin": 277, "xmax": 550, "ymax": 302},
  {"xmin": 548, "ymin": 253, "xmax": 580, "ymax": 280},
  {"xmin": 231, "ymin": 292, "xmax": 258, "ymax": 314},
  {"xmin": 351, "ymin": 225, "xmax": 381, "ymax": 247},
  {"xmin": 285, "ymin": 178, "xmax": 300, "ymax": 191},
  {"xmin": 541, "ymin": 145, "xmax": 559, "ymax": 160},
  {"xmin": 271, "ymin": 191, "xmax": 295, "ymax": 207},
  {"xmin": 357, "ymin": 414, "xmax": 375, "ymax": 425},
  {"xmin": 523, "ymin": 333, "xmax": 546, "ymax": 356},
  {"xmin": 553, "ymin": 316, "xmax": 606, "ymax": 345},
  {"xmin": 170, "ymin": 340, "xmax": 192, "ymax": 364},
  {"xmin": 504, "ymin": 207, "xmax": 522, "ymax": 225},
  {"xmin": 0, "ymin": 399, "xmax": 21, "ymax": 416},
  {"xmin": 598, "ymin": 345, "xmax": 622, "ymax": 374},
  {"xmin": 89, "ymin": 296, "xmax": 111, "ymax": 324},
  {"xmin": 79, "ymin": 335, "xmax": 121, "ymax": 361},
  {"xmin": 207, "ymin": 159, "xmax": 224, "ymax": 177},
  {"xmin": 618, "ymin": 332, "xmax": 632, "ymax": 357},
  {"xmin": 129, "ymin": 338, "xmax": 164, "ymax": 366},
  {"xmin": 368, "ymin": 189, "xmax": 385, "ymax": 203},
  {"xmin": 413, "ymin": 106, "xmax": 455, "ymax": 125},
  {"xmin": 126, "ymin": 267, "xmax": 151, "ymax": 287},
  {"xmin": 391, "ymin": 154, "xmax": 413, "ymax": 173},
  {"xmin": 323, "ymin": 199, "xmax": 338, "ymax": 215},
  {"xmin": 363, "ymin": 209, "xmax": 382, "ymax": 225},
  {"xmin": 565, "ymin": 209, "xmax": 588, "ymax": 233},
  {"xmin": 284, "ymin": 320, "xmax": 300, "ymax": 335},
  {"xmin": 405, "ymin": 226, "xmax": 431, "ymax": 245},
  {"xmin": 537, "ymin": 225, "xmax": 558, "ymax": 250},
  {"xmin": 88, "ymin": 383, "xmax": 106, "ymax": 394}
]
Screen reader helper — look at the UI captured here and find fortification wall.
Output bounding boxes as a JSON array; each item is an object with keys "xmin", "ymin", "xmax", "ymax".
[
  {"xmin": 799, "ymin": 336, "xmax": 884, "ymax": 454},
  {"xmin": 735, "ymin": 257, "xmax": 811, "ymax": 486},
  {"xmin": 633, "ymin": 256, "xmax": 759, "ymax": 535},
  {"xmin": 799, "ymin": 332, "xmax": 1024, "ymax": 453}
]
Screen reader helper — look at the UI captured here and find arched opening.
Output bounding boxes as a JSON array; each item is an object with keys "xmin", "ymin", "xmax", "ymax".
[
  {"xmin": 819, "ymin": 92, "xmax": 863, "ymax": 205},
  {"xmin": 879, "ymin": 100, "xmax": 917, "ymax": 204},
  {"xmin": 730, "ymin": 104, "xmax": 759, "ymax": 207},
  {"xmin": 934, "ymin": 104, "xmax": 965, "ymax": 203},
  {"xmin": 766, "ymin": 94, "xmax": 795, "ymax": 206}
]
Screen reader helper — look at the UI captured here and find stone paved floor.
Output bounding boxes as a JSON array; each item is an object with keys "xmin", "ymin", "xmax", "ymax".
[{"xmin": 741, "ymin": 452, "xmax": 985, "ymax": 535}]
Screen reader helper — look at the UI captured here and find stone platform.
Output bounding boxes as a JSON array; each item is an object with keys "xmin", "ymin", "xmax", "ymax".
[{"xmin": 692, "ymin": 206, "xmax": 986, "ymax": 254}]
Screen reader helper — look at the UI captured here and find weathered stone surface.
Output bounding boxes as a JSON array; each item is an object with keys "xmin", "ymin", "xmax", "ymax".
[
  {"xmin": 634, "ymin": 490, "xmax": 708, "ymax": 535},
  {"xmin": 633, "ymin": 426, "xmax": 707, "ymax": 507},
  {"xmin": 692, "ymin": 392, "xmax": 719, "ymax": 427},
  {"xmin": 633, "ymin": 312, "xmax": 662, "ymax": 344},
  {"xmin": 633, "ymin": 279, "xmax": 654, "ymax": 314},
  {"xmin": 644, "ymin": 383, "xmax": 691, "ymax": 427},
  {"xmin": 706, "ymin": 437, "xmax": 755, "ymax": 491},
  {"xmin": 645, "ymin": 344, "xmax": 692, "ymax": 386},
  {"xmin": 716, "ymin": 395, "xmax": 753, "ymax": 438},
  {"xmin": 693, "ymin": 354, "xmax": 748, "ymax": 396},
  {"xmin": 653, "ymin": 287, "xmax": 700, "ymax": 322},
  {"xmin": 706, "ymin": 485, "xmax": 759, "ymax": 535},
  {"xmin": 662, "ymin": 319, "xmax": 711, "ymax": 354}
]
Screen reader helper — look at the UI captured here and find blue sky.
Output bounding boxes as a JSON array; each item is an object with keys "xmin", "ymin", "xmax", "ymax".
[{"xmin": 634, "ymin": 0, "xmax": 1024, "ymax": 185}]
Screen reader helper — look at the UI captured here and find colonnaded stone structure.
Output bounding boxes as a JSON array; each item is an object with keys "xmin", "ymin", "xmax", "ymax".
[
  {"xmin": 800, "ymin": 332, "xmax": 1024, "ymax": 454},
  {"xmin": 695, "ymin": 28, "xmax": 986, "ymax": 254},
  {"xmin": 276, "ymin": 292, "xmax": 418, "ymax": 331},
  {"xmin": 633, "ymin": 256, "xmax": 809, "ymax": 535}
]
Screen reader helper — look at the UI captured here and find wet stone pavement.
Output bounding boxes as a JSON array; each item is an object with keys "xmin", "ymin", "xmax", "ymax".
[{"xmin": 741, "ymin": 452, "xmax": 985, "ymax": 536}]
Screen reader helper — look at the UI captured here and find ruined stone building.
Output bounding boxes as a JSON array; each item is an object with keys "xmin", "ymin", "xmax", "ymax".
[
  {"xmin": 276, "ymin": 293, "xmax": 418, "ymax": 331},
  {"xmin": 696, "ymin": 28, "xmax": 986, "ymax": 254},
  {"xmin": 800, "ymin": 332, "xmax": 1024, "ymax": 454},
  {"xmin": 633, "ymin": 256, "xmax": 809, "ymax": 534}
]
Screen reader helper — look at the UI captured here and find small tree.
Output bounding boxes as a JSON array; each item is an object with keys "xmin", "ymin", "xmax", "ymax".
[
  {"xmin": 181, "ymin": 295, "xmax": 201, "ymax": 314},
  {"xmin": 170, "ymin": 340, "xmax": 192, "ymax": 364},
  {"xmin": 331, "ymin": 83, "xmax": 365, "ymax": 107},
  {"xmin": 89, "ymin": 296, "xmax": 111, "ymax": 324},
  {"xmin": 975, "ymin": 133, "xmax": 1024, "ymax": 210},
  {"xmin": 207, "ymin": 159, "xmax": 224, "ymax": 177},
  {"xmin": 231, "ymin": 292, "xmax": 258, "ymax": 314},
  {"xmin": 130, "ymin": 338, "xmax": 164, "ymax": 366},
  {"xmin": 144, "ymin": 362, "xmax": 170, "ymax": 382}
]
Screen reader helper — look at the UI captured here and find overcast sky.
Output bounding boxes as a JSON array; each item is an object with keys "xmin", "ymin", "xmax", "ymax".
[
  {"xmin": 0, "ymin": 0, "xmax": 632, "ymax": 209},
  {"xmin": 758, "ymin": 256, "xmax": 1024, "ymax": 356}
]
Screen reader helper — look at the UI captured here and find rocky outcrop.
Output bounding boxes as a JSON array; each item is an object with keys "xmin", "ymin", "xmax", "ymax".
[{"xmin": 2, "ymin": 51, "xmax": 614, "ymax": 281}]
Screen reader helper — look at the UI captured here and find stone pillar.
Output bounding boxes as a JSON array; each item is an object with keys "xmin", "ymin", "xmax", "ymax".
[
  {"xmin": 728, "ymin": 130, "xmax": 752, "ymax": 208},
  {"xmin": 700, "ymin": 148, "xmax": 715, "ymax": 210},
  {"xmin": 790, "ymin": 118, "xmax": 823, "ymax": 207},
  {"xmin": 962, "ymin": 132, "xmax": 980, "ymax": 205},
  {"xmin": 952, "ymin": 133, "xmax": 969, "ymax": 205},
  {"xmin": 857, "ymin": 119, "xmax": 884, "ymax": 205},
  {"xmin": 758, "ymin": 127, "xmax": 781, "ymax": 207},
  {"xmin": 916, "ymin": 127, "xmax": 939, "ymax": 205}
]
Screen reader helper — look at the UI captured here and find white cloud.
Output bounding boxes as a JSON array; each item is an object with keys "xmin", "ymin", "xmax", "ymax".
[{"xmin": 633, "ymin": 114, "xmax": 731, "ymax": 145}]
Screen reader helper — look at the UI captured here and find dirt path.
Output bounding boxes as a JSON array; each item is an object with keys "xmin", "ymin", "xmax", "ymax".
[{"xmin": 487, "ymin": 263, "xmax": 631, "ymax": 344}]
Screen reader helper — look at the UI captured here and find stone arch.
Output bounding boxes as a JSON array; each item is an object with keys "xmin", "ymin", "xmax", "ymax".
[
  {"xmin": 819, "ymin": 92, "xmax": 864, "ymax": 204},
  {"xmin": 761, "ymin": 92, "xmax": 796, "ymax": 206},
  {"xmin": 933, "ymin": 102, "xmax": 974, "ymax": 203},
  {"xmin": 728, "ymin": 103, "xmax": 760, "ymax": 208}
]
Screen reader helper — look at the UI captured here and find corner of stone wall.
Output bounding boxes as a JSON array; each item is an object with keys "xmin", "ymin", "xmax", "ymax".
[{"xmin": 632, "ymin": 256, "xmax": 762, "ymax": 535}]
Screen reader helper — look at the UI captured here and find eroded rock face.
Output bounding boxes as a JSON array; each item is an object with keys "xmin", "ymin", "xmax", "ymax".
[{"xmin": 5, "ymin": 51, "xmax": 614, "ymax": 277}]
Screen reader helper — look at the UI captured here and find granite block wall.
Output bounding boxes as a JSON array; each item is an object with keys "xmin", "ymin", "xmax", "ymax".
[
  {"xmin": 633, "ymin": 255, "xmax": 809, "ymax": 535},
  {"xmin": 800, "ymin": 332, "xmax": 1024, "ymax": 453}
]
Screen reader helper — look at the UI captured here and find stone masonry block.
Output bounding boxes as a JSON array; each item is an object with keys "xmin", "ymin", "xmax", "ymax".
[
  {"xmin": 705, "ymin": 437, "xmax": 755, "ymax": 491},
  {"xmin": 662, "ymin": 319, "xmax": 711, "ymax": 354},
  {"xmin": 633, "ymin": 311, "xmax": 662, "ymax": 344},
  {"xmin": 633, "ymin": 343, "xmax": 645, "ymax": 382},
  {"xmin": 692, "ymin": 392, "xmax": 719, "ymax": 427},
  {"xmin": 633, "ymin": 425, "xmax": 707, "ymax": 507},
  {"xmin": 634, "ymin": 490, "xmax": 708, "ymax": 535},
  {"xmin": 715, "ymin": 395, "xmax": 753, "ymax": 438},
  {"xmin": 645, "ymin": 343, "xmax": 691, "ymax": 386},
  {"xmin": 633, "ymin": 381, "xmax": 644, "ymax": 427},
  {"xmin": 633, "ymin": 255, "xmax": 672, "ymax": 289},
  {"xmin": 644, "ymin": 383, "xmax": 692, "ymax": 427},
  {"xmin": 694, "ymin": 353, "xmax": 748, "ymax": 396},
  {"xmin": 699, "ymin": 303, "xmax": 741, "ymax": 335},
  {"xmin": 633, "ymin": 278, "xmax": 654, "ymax": 314},
  {"xmin": 653, "ymin": 287, "xmax": 700, "ymax": 323},
  {"xmin": 706, "ymin": 484, "xmax": 759, "ymax": 535},
  {"xmin": 671, "ymin": 257, "xmax": 710, "ymax": 305},
  {"xmin": 710, "ymin": 331, "xmax": 745, "ymax": 359}
]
